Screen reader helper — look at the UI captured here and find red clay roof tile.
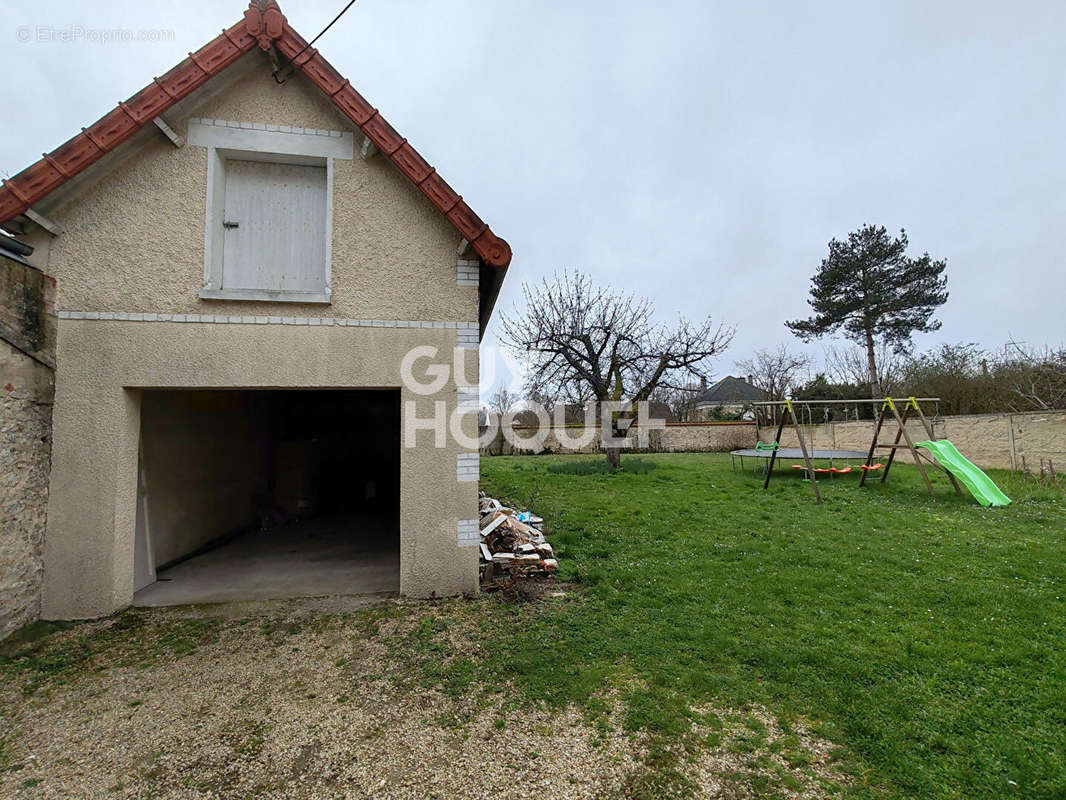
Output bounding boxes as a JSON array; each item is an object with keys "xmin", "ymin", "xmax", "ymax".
[{"xmin": 0, "ymin": 0, "xmax": 512, "ymax": 268}]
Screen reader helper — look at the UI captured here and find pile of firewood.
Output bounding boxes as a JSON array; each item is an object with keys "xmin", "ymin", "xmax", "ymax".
[{"xmin": 478, "ymin": 493, "xmax": 557, "ymax": 580}]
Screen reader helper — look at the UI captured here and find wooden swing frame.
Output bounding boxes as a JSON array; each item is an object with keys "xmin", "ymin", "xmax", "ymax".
[
  {"xmin": 752, "ymin": 396, "xmax": 960, "ymax": 504},
  {"xmin": 859, "ymin": 396, "xmax": 961, "ymax": 497}
]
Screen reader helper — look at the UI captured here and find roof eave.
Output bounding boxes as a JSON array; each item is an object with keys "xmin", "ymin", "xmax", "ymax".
[
  {"xmin": 0, "ymin": 1, "xmax": 511, "ymax": 271},
  {"xmin": 271, "ymin": 22, "xmax": 510, "ymax": 268},
  {"xmin": 478, "ymin": 261, "xmax": 508, "ymax": 338}
]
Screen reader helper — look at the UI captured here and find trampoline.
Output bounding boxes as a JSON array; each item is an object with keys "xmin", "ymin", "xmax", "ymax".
[{"xmin": 730, "ymin": 448, "xmax": 868, "ymax": 472}]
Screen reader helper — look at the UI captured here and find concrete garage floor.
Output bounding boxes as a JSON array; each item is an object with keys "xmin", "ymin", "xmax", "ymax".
[{"xmin": 134, "ymin": 513, "xmax": 399, "ymax": 607}]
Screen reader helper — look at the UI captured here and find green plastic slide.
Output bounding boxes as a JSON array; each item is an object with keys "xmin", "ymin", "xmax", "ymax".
[{"xmin": 915, "ymin": 440, "xmax": 1011, "ymax": 507}]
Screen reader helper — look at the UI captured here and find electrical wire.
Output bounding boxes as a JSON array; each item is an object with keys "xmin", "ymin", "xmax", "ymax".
[{"xmin": 274, "ymin": 0, "xmax": 358, "ymax": 84}]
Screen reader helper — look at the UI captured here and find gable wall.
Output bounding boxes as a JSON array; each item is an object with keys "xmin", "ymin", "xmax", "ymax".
[
  {"xmin": 34, "ymin": 54, "xmax": 484, "ymax": 620},
  {"xmin": 43, "ymin": 54, "xmax": 474, "ymax": 323}
]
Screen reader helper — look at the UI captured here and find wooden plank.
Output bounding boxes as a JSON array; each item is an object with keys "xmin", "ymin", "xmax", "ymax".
[
  {"xmin": 885, "ymin": 400, "xmax": 934, "ymax": 495},
  {"xmin": 133, "ymin": 438, "xmax": 157, "ymax": 592},
  {"xmin": 859, "ymin": 404, "xmax": 887, "ymax": 488},
  {"xmin": 152, "ymin": 116, "xmax": 185, "ymax": 147},
  {"xmin": 880, "ymin": 401, "xmax": 908, "ymax": 483},
  {"xmin": 480, "ymin": 513, "xmax": 508, "ymax": 535},
  {"xmin": 751, "ymin": 398, "xmax": 942, "ymax": 407},
  {"xmin": 23, "ymin": 208, "xmax": 63, "ymax": 236},
  {"xmin": 1007, "ymin": 415, "xmax": 1018, "ymax": 472},
  {"xmin": 762, "ymin": 406, "xmax": 789, "ymax": 490},
  {"xmin": 912, "ymin": 400, "xmax": 961, "ymax": 495},
  {"xmin": 360, "ymin": 135, "xmax": 378, "ymax": 159},
  {"xmin": 789, "ymin": 400, "xmax": 822, "ymax": 504}
]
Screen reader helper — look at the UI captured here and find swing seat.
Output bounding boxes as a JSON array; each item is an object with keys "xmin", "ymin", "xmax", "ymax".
[
  {"xmin": 829, "ymin": 467, "xmax": 852, "ymax": 475},
  {"xmin": 860, "ymin": 463, "xmax": 883, "ymax": 471},
  {"xmin": 792, "ymin": 465, "xmax": 831, "ymax": 474}
]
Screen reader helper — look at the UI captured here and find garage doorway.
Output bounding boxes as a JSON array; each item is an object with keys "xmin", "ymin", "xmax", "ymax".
[{"xmin": 132, "ymin": 389, "xmax": 400, "ymax": 606}]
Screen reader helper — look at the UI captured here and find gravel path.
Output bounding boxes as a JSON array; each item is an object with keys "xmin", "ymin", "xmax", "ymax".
[{"xmin": 0, "ymin": 597, "xmax": 849, "ymax": 799}]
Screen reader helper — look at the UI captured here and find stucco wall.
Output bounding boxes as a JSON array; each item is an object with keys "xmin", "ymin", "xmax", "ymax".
[
  {"xmin": 758, "ymin": 411, "xmax": 1066, "ymax": 471},
  {"xmin": 43, "ymin": 320, "xmax": 479, "ymax": 619},
  {"xmin": 139, "ymin": 391, "xmax": 275, "ymax": 568},
  {"xmin": 0, "ymin": 345, "xmax": 54, "ymax": 638},
  {"xmin": 43, "ymin": 53, "xmax": 473, "ymax": 323}
]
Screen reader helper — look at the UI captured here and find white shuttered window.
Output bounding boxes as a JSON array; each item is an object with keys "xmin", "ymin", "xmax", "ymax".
[
  {"xmin": 190, "ymin": 120, "xmax": 354, "ymax": 305},
  {"xmin": 221, "ymin": 160, "xmax": 327, "ymax": 295}
]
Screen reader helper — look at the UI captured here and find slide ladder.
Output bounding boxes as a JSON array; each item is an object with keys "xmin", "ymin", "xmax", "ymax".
[{"xmin": 914, "ymin": 440, "xmax": 1011, "ymax": 507}]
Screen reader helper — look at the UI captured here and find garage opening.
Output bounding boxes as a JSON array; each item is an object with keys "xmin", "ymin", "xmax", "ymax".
[{"xmin": 132, "ymin": 389, "xmax": 400, "ymax": 606}]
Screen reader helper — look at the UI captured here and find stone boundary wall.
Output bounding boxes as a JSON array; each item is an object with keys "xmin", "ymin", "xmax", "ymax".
[
  {"xmin": 479, "ymin": 411, "xmax": 1066, "ymax": 471},
  {"xmin": 0, "ymin": 348, "xmax": 53, "ymax": 639},
  {"xmin": 1, "ymin": 259, "xmax": 56, "ymax": 640},
  {"xmin": 0, "ymin": 253, "xmax": 57, "ymax": 644},
  {"xmin": 481, "ymin": 421, "xmax": 757, "ymax": 456},
  {"xmin": 757, "ymin": 410, "xmax": 1066, "ymax": 471}
]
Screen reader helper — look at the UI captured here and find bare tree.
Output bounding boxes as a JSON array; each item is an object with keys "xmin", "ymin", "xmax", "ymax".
[
  {"xmin": 735, "ymin": 345, "xmax": 812, "ymax": 401},
  {"xmin": 1004, "ymin": 341, "xmax": 1066, "ymax": 411},
  {"xmin": 501, "ymin": 271, "xmax": 733, "ymax": 467},
  {"xmin": 651, "ymin": 381, "xmax": 706, "ymax": 422},
  {"xmin": 824, "ymin": 342, "xmax": 903, "ymax": 395},
  {"xmin": 487, "ymin": 387, "xmax": 520, "ymax": 419}
]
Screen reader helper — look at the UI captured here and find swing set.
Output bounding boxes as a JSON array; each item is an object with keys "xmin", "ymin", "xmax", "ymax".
[{"xmin": 750, "ymin": 396, "xmax": 962, "ymax": 504}]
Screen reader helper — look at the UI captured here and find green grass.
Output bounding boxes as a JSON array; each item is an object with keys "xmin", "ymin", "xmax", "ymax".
[
  {"xmin": 478, "ymin": 453, "xmax": 1066, "ymax": 799},
  {"xmin": 0, "ymin": 612, "xmax": 220, "ymax": 695},
  {"xmin": 547, "ymin": 457, "xmax": 659, "ymax": 475},
  {"xmin": 2, "ymin": 454, "xmax": 1060, "ymax": 797}
]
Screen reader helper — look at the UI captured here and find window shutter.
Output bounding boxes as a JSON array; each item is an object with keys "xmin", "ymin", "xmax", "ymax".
[{"xmin": 221, "ymin": 160, "xmax": 327, "ymax": 293}]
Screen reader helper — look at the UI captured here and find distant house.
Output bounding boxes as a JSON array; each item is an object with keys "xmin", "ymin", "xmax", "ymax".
[{"xmin": 694, "ymin": 376, "xmax": 767, "ymax": 418}]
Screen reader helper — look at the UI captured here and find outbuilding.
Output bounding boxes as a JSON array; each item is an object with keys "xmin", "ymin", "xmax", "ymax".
[{"xmin": 0, "ymin": 1, "xmax": 510, "ymax": 619}]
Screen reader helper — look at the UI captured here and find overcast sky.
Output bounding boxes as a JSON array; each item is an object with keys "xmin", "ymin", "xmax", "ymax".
[{"xmin": 2, "ymin": 0, "xmax": 1064, "ymax": 391}]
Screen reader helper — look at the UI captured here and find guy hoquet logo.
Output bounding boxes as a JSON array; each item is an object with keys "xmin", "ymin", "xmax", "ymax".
[{"xmin": 400, "ymin": 346, "xmax": 664, "ymax": 450}]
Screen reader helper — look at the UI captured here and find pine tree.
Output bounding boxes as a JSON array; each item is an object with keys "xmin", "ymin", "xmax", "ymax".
[{"xmin": 786, "ymin": 225, "xmax": 948, "ymax": 397}]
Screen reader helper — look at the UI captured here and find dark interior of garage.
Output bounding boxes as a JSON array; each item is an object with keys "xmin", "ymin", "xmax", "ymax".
[{"xmin": 132, "ymin": 388, "xmax": 400, "ymax": 605}]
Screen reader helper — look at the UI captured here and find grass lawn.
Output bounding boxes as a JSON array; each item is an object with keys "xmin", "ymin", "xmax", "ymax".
[
  {"xmin": 478, "ymin": 453, "xmax": 1066, "ymax": 799},
  {"xmin": 2, "ymin": 453, "xmax": 1062, "ymax": 798}
]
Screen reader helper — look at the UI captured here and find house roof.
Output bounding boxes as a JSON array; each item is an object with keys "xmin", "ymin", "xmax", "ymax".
[
  {"xmin": 0, "ymin": 0, "xmax": 512, "ymax": 269},
  {"xmin": 696, "ymin": 376, "xmax": 767, "ymax": 405}
]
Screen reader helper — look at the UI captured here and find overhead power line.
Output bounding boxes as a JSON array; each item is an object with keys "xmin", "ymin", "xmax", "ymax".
[{"xmin": 274, "ymin": 0, "xmax": 358, "ymax": 84}]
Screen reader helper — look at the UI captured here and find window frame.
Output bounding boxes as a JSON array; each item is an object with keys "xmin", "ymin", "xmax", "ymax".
[{"xmin": 188, "ymin": 119, "xmax": 354, "ymax": 304}]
